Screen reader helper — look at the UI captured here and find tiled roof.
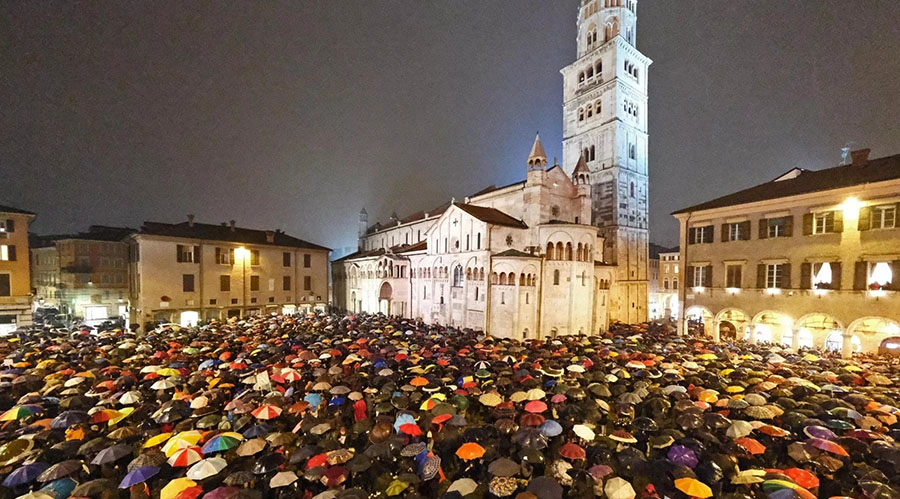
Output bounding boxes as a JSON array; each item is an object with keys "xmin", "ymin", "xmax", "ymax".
[
  {"xmin": 493, "ymin": 249, "xmax": 538, "ymax": 258},
  {"xmin": 333, "ymin": 248, "xmax": 385, "ymax": 263},
  {"xmin": 649, "ymin": 243, "xmax": 679, "ymax": 259},
  {"xmin": 673, "ymin": 153, "xmax": 900, "ymax": 214},
  {"xmin": 138, "ymin": 221, "xmax": 330, "ymax": 251},
  {"xmin": 0, "ymin": 204, "xmax": 35, "ymax": 215},
  {"xmin": 455, "ymin": 203, "xmax": 528, "ymax": 229}
]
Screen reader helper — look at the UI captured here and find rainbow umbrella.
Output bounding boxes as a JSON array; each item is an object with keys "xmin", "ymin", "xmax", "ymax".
[
  {"xmin": 201, "ymin": 432, "xmax": 244, "ymax": 454},
  {"xmin": 1, "ymin": 405, "xmax": 42, "ymax": 421},
  {"xmin": 761, "ymin": 480, "xmax": 816, "ymax": 499}
]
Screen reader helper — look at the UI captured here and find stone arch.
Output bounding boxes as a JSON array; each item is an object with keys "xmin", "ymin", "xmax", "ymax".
[
  {"xmin": 750, "ymin": 310, "xmax": 794, "ymax": 345},
  {"xmin": 714, "ymin": 308, "xmax": 750, "ymax": 342},
  {"xmin": 546, "ymin": 242, "xmax": 555, "ymax": 260},
  {"xmin": 685, "ymin": 306, "xmax": 713, "ymax": 338},
  {"xmin": 565, "ymin": 242, "xmax": 573, "ymax": 261},
  {"xmin": 847, "ymin": 316, "xmax": 900, "ymax": 353},
  {"xmin": 795, "ymin": 313, "xmax": 844, "ymax": 350}
]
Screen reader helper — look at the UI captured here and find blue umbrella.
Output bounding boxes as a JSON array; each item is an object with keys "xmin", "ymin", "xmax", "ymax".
[
  {"xmin": 329, "ymin": 396, "xmax": 346, "ymax": 406},
  {"xmin": 3, "ymin": 462, "xmax": 48, "ymax": 487},
  {"xmin": 539, "ymin": 419, "xmax": 563, "ymax": 437},
  {"xmin": 51, "ymin": 411, "xmax": 89, "ymax": 429},
  {"xmin": 242, "ymin": 423, "xmax": 271, "ymax": 438},
  {"xmin": 304, "ymin": 393, "xmax": 323, "ymax": 407},
  {"xmin": 40, "ymin": 477, "xmax": 77, "ymax": 498},
  {"xmin": 118, "ymin": 466, "xmax": 160, "ymax": 488},
  {"xmin": 394, "ymin": 413, "xmax": 416, "ymax": 432}
]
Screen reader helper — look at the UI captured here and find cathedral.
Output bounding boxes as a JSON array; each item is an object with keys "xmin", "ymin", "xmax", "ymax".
[{"xmin": 332, "ymin": 0, "xmax": 650, "ymax": 338}]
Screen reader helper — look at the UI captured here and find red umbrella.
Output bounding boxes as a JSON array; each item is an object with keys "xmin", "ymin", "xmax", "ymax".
[
  {"xmin": 520, "ymin": 413, "xmax": 545, "ymax": 427},
  {"xmin": 735, "ymin": 437, "xmax": 766, "ymax": 455},
  {"xmin": 807, "ymin": 438, "xmax": 849, "ymax": 457},
  {"xmin": 782, "ymin": 468, "xmax": 819, "ymax": 489},
  {"xmin": 399, "ymin": 423, "xmax": 422, "ymax": 436},
  {"xmin": 524, "ymin": 401, "xmax": 548, "ymax": 414},
  {"xmin": 306, "ymin": 453, "xmax": 328, "ymax": 469},
  {"xmin": 559, "ymin": 442, "xmax": 586, "ymax": 460}
]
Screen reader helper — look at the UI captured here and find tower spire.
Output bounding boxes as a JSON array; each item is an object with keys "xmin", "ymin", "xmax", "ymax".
[
  {"xmin": 572, "ymin": 152, "xmax": 590, "ymax": 184},
  {"xmin": 527, "ymin": 133, "xmax": 548, "ymax": 170}
]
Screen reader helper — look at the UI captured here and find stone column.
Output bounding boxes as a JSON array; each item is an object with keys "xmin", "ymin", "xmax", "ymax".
[
  {"xmin": 711, "ymin": 320, "xmax": 721, "ymax": 342},
  {"xmin": 791, "ymin": 327, "xmax": 799, "ymax": 352},
  {"xmin": 749, "ymin": 326, "xmax": 757, "ymax": 345},
  {"xmin": 841, "ymin": 331, "xmax": 853, "ymax": 359}
]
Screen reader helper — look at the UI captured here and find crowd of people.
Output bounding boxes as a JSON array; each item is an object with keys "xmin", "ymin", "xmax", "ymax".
[{"xmin": 0, "ymin": 313, "xmax": 898, "ymax": 499}]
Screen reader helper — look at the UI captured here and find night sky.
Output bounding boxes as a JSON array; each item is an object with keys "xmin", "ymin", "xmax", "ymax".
[{"xmin": 3, "ymin": 1, "xmax": 899, "ymax": 257}]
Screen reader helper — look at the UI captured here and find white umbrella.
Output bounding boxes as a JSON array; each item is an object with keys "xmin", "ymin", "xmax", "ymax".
[
  {"xmin": 187, "ymin": 457, "xmax": 227, "ymax": 480},
  {"xmin": 270, "ymin": 470, "xmax": 298, "ymax": 488},
  {"xmin": 448, "ymin": 478, "xmax": 478, "ymax": 495},
  {"xmin": 605, "ymin": 477, "xmax": 636, "ymax": 499}
]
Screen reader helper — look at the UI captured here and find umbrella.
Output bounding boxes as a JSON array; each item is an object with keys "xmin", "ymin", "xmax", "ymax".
[
  {"xmin": 558, "ymin": 442, "xmax": 586, "ymax": 460},
  {"xmin": 187, "ymin": 457, "xmax": 228, "ymax": 480},
  {"xmin": 269, "ymin": 471, "xmax": 298, "ymax": 488},
  {"xmin": 667, "ymin": 445, "xmax": 698, "ymax": 468},
  {"xmin": 527, "ymin": 476, "xmax": 562, "ymax": 499},
  {"xmin": 456, "ymin": 442, "xmax": 485, "ymax": 461},
  {"xmin": 674, "ymin": 477, "xmax": 713, "ymax": 498},
  {"xmin": 119, "ymin": 466, "xmax": 160, "ymax": 488},
  {"xmin": 91, "ymin": 443, "xmax": 133, "ymax": 465},
  {"xmin": 806, "ymin": 438, "xmax": 849, "ymax": 457},
  {"xmin": 448, "ymin": 478, "xmax": 478, "ymax": 496},
  {"xmin": 236, "ymin": 438, "xmax": 266, "ymax": 456},
  {"xmin": 735, "ymin": 437, "xmax": 766, "ymax": 455},
  {"xmin": 251, "ymin": 404, "xmax": 282, "ymax": 420},
  {"xmin": 168, "ymin": 446, "xmax": 204, "ymax": 467},
  {"xmin": 605, "ymin": 476, "xmax": 636, "ymax": 499},
  {"xmin": 37, "ymin": 460, "xmax": 84, "ymax": 482},
  {"xmin": 161, "ymin": 477, "xmax": 198, "ymax": 499},
  {"xmin": 488, "ymin": 457, "xmax": 520, "ymax": 477},
  {"xmin": 3, "ymin": 462, "xmax": 49, "ymax": 488},
  {"xmin": 202, "ymin": 432, "xmax": 243, "ymax": 454}
]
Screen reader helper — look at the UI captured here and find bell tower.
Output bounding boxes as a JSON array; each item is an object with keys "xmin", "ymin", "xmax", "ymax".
[{"xmin": 561, "ymin": 0, "xmax": 650, "ymax": 323}]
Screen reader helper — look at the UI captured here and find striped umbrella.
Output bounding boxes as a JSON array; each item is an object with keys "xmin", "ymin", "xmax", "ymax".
[{"xmin": 168, "ymin": 446, "xmax": 203, "ymax": 467}]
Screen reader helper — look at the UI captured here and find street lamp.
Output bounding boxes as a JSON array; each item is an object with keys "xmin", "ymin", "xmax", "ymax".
[{"xmin": 235, "ymin": 247, "xmax": 249, "ymax": 317}]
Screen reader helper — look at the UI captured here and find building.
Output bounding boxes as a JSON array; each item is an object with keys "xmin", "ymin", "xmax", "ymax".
[
  {"xmin": 673, "ymin": 149, "xmax": 900, "ymax": 357},
  {"xmin": 657, "ymin": 249, "xmax": 679, "ymax": 320},
  {"xmin": 333, "ymin": 140, "xmax": 613, "ymax": 339},
  {"xmin": 648, "ymin": 244, "xmax": 678, "ymax": 321},
  {"xmin": 333, "ymin": 0, "xmax": 650, "ymax": 338},
  {"xmin": 0, "ymin": 205, "xmax": 36, "ymax": 334},
  {"xmin": 561, "ymin": 0, "xmax": 650, "ymax": 323},
  {"xmin": 31, "ymin": 226, "xmax": 134, "ymax": 324},
  {"xmin": 128, "ymin": 217, "xmax": 330, "ymax": 327}
]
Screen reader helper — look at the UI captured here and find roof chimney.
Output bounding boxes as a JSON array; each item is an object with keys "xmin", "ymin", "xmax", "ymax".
[
  {"xmin": 265, "ymin": 231, "xmax": 275, "ymax": 243},
  {"xmin": 187, "ymin": 214, "xmax": 195, "ymax": 227},
  {"xmin": 850, "ymin": 148, "xmax": 870, "ymax": 167},
  {"xmin": 229, "ymin": 220, "xmax": 236, "ymax": 232}
]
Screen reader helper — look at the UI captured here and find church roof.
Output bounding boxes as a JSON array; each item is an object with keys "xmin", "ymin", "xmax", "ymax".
[
  {"xmin": 493, "ymin": 249, "xmax": 538, "ymax": 258},
  {"xmin": 527, "ymin": 133, "xmax": 548, "ymax": 166},
  {"xmin": 455, "ymin": 203, "xmax": 528, "ymax": 229},
  {"xmin": 674, "ymin": 152, "xmax": 900, "ymax": 214},
  {"xmin": 572, "ymin": 153, "xmax": 590, "ymax": 176}
]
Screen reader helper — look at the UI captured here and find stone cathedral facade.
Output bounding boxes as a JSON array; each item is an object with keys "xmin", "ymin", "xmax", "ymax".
[{"xmin": 332, "ymin": 0, "xmax": 650, "ymax": 338}]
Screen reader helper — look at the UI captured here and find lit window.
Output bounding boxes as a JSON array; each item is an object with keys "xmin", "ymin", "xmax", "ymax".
[
  {"xmin": 726, "ymin": 265, "xmax": 742, "ymax": 288},
  {"xmin": 812, "ymin": 262, "xmax": 832, "ymax": 289},
  {"xmin": 813, "ymin": 211, "xmax": 834, "ymax": 234},
  {"xmin": 727, "ymin": 222, "xmax": 747, "ymax": 241},
  {"xmin": 766, "ymin": 264, "xmax": 784, "ymax": 289},
  {"xmin": 692, "ymin": 266, "xmax": 710, "ymax": 288},
  {"xmin": 869, "ymin": 262, "xmax": 893, "ymax": 289},
  {"xmin": 767, "ymin": 217, "xmax": 789, "ymax": 238},
  {"xmin": 873, "ymin": 205, "xmax": 896, "ymax": 229}
]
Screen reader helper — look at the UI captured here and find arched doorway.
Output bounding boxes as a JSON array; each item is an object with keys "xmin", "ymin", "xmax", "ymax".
[
  {"xmin": 796, "ymin": 313, "xmax": 843, "ymax": 350},
  {"xmin": 825, "ymin": 331, "xmax": 860, "ymax": 353},
  {"xmin": 749, "ymin": 311, "xmax": 793, "ymax": 345},
  {"xmin": 685, "ymin": 306, "xmax": 713, "ymax": 338},
  {"xmin": 848, "ymin": 317, "xmax": 900, "ymax": 353},
  {"xmin": 716, "ymin": 308, "xmax": 749, "ymax": 342},
  {"xmin": 378, "ymin": 282, "xmax": 392, "ymax": 316},
  {"xmin": 350, "ymin": 291, "xmax": 357, "ymax": 313}
]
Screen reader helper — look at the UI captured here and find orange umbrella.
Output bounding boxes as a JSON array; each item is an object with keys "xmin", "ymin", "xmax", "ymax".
[
  {"xmin": 456, "ymin": 442, "xmax": 485, "ymax": 461},
  {"xmin": 735, "ymin": 437, "xmax": 766, "ymax": 455},
  {"xmin": 782, "ymin": 468, "xmax": 819, "ymax": 489},
  {"xmin": 410, "ymin": 377, "xmax": 429, "ymax": 387}
]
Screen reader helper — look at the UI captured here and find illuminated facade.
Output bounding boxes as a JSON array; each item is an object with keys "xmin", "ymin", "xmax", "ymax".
[
  {"xmin": 674, "ymin": 149, "xmax": 900, "ymax": 356},
  {"xmin": 0, "ymin": 205, "xmax": 36, "ymax": 334},
  {"xmin": 649, "ymin": 246, "xmax": 678, "ymax": 321},
  {"xmin": 128, "ymin": 218, "xmax": 329, "ymax": 327}
]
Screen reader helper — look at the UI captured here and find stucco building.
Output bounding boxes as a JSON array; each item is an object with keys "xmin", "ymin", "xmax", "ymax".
[
  {"xmin": 31, "ymin": 226, "xmax": 134, "ymax": 324},
  {"xmin": 673, "ymin": 149, "xmax": 900, "ymax": 356},
  {"xmin": 128, "ymin": 218, "xmax": 329, "ymax": 327},
  {"xmin": 333, "ymin": 0, "xmax": 650, "ymax": 338},
  {"xmin": 648, "ymin": 244, "xmax": 678, "ymax": 321},
  {"xmin": 0, "ymin": 204, "xmax": 36, "ymax": 334}
]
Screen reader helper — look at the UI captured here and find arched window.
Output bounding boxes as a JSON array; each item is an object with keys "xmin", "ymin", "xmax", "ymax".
[
  {"xmin": 629, "ymin": 143, "xmax": 636, "ymax": 159},
  {"xmin": 578, "ymin": 72, "xmax": 585, "ymax": 83},
  {"xmin": 578, "ymin": 108, "xmax": 584, "ymax": 122},
  {"xmin": 595, "ymin": 61, "xmax": 602, "ymax": 75},
  {"xmin": 452, "ymin": 265, "xmax": 464, "ymax": 287},
  {"xmin": 546, "ymin": 242, "xmax": 555, "ymax": 260},
  {"xmin": 589, "ymin": 145, "xmax": 596, "ymax": 161},
  {"xmin": 565, "ymin": 243, "xmax": 573, "ymax": 261},
  {"xmin": 595, "ymin": 99, "xmax": 601, "ymax": 114},
  {"xmin": 587, "ymin": 66, "xmax": 594, "ymax": 79},
  {"xmin": 491, "ymin": 272, "xmax": 498, "ymax": 285},
  {"xmin": 576, "ymin": 243, "xmax": 583, "ymax": 261},
  {"xmin": 583, "ymin": 147, "xmax": 590, "ymax": 160},
  {"xmin": 586, "ymin": 104, "xmax": 593, "ymax": 118},
  {"xmin": 476, "ymin": 233, "xmax": 481, "ymax": 249},
  {"xmin": 531, "ymin": 275, "xmax": 537, "ymax": 286},
  {"xmin": 553, "ymin": 269, "xmax": 560, "ymax": 285},
  {"xmin": 509, "ymin": 273, "xmax": 517, "ymax": 285},
  {"xmin": 630, "ymin": 182, "xmax": 635, "ymax": 197},
  {"xmin": 499, "ymin": 273, "xmax": 507, "ymax": 285},
  {"xmin": 556, "ymin": 242, "xmax": 564, "ymax": 259},
  {"xmin": 479, "ymin": 268, "xmax": 485, "ymax": 281},
  {"xmin": 520, "ymin": 274, "xmax": 527, "ymax": 286},
  {"xmin": 466, "ymin": 268, "xmax": 472, "ymax": 280}
]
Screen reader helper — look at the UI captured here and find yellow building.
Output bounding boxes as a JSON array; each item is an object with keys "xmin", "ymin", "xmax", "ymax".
[
  {"xmin": 673, "ymin": 149, "xmax": 900, "ymax": 357},
  {"xmin": 0, "ymin": 204, "xmax": 36, "ymax": 334},
  {"xmin": 128, "ymin": 218, "xmax": 330, "ymax": 328}
]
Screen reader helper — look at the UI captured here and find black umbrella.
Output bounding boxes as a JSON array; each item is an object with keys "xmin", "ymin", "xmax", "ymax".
[{"xmin": 90, "ymin": 443, "xmax": 133, "ymax": 465}]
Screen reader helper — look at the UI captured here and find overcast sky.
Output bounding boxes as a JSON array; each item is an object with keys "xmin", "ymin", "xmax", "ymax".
[{"xmin": 3, "ymin": 1, "xmax": 899, "ymax": 255}]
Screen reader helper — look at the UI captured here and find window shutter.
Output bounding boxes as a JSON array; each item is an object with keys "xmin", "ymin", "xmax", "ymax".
[
  {"xmin": 688, "ymin": 228, "xmax": 696, "ymax": 245},
  {"xmin": 758, "ymin": 219, "xmax": 768, "ymax": 239},
  {"xmin": 741, "ymin": 221, "xmax": 751, "ymax": 240},
  {"xmin": 193, "ymin": 246, "xmax": 201, "ymax": 263},
  {"xmin": 176, "ymin": 245, "xmax": 184, "ymax": 262},
  {"xmin": 735, "ymin": 265, "xmax": 742, "ymax": 288},
  {"xmin": 757, "ymin": 264, "xmax": 766, "ymax": 288},
  {"xmin": 890, "ymin": 261, "xmax": 900, "ymax": 291},
  {"xmin": 831, "ymin": 262, "xmax": 842, "ymax": 290},
  {"xmin": 721, "ymin": 224, "xmax": 728, "ymax": 242},
  {"xmin": 782, "ymin": 263, "xmax": 791, "ymax": 289},
  {"xmin": 215, "ymin": 248, "xmax": 221, "ymax": 263},
  {"xmin": 853, "ymin": 262, "xmax": 867, "ymax": 290},
  {"xmin": 783, "ymin": 216, "xmax": 794, "ymax": 237},
  {"xmin": 857, "ymin": 206, "xmax": 871, "ymax": 231},
  {"xmin": 703, "ymin": 266, "xmax": 712, "ymax": 287},
  {"xmin": 800, "ymin": 262, "xmax": 812, "ymax": 289},
  {"xmin": 686, "ymin": 266, "xmax": 694, "ymax": 287},
  {"xmin": 833, "ymin": 210, "xmax": 843, "ymax": 233},
  {"xmin": 230, "ymin": 248, "xmax": 235, "ymax": 263},
  {"xmin": 7, "ymin": 245, "xmax": 15, "ymax": 261},
  {"xmin": 705, "ymin": 225, "xmax": 714, "ymax": 243},
  {"xmin": 5, "ymin": 219, "xmax": 13, "ymax": 233},
  {"xmin": 802, "ymin": 213, "xmax": 814, "ymax": 235}
]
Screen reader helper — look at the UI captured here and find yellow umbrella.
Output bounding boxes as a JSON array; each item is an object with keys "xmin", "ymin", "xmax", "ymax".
[
  {"xmin": 144, "ymin": 432, "xmax": 172, "ymax": 448},
  {"xmin": 109, "ymin": 407, "xmax": 134, "ymax": 426},
  {"xmin": 163, "ymin": 431, "xmax": 204, "ymax": 456},
  {"xmin": 156, "ymin": 368, "xmax": 181, "ymax": 377},
  {"xmin": 674, "ymin": 477, "xmax": 713, "ymax": 498},
  {"xmin": 160, "ymin": 477, "xmax": 197, "ymax": 499},
  {"xmin": 726, "ymin": 386, "xmax": 745, "ymax": 394}
]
